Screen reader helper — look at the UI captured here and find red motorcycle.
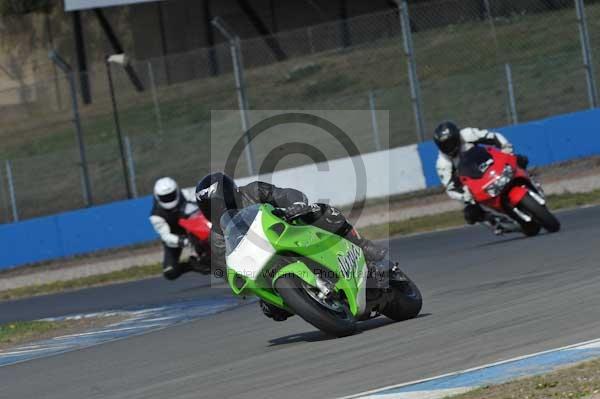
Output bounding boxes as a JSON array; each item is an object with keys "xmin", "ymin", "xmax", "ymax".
[
  {"xmin": 458, "ymin": 146, "xmax": 560, "ymax": 236},
  {"xmin": 178, "ymin": 211, "xmax": 212, "ymax": 273}
]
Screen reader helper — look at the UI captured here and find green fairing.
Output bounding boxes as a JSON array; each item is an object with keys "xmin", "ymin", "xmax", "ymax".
[
  {"xmin": 225, "ymin": 204, "xmax": 367, "ymax": 317},
  {"xmin": 273, "ymin": 262, "xmax": 317, "ymax": 287}
]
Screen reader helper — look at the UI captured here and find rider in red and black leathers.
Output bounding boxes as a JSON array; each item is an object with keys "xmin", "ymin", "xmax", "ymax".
[{"xmin": 195, "ymin": 173, "xmax": 386, "ymax": 321}]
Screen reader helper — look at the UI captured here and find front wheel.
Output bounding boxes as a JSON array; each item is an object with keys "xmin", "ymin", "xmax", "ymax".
[
  {"xmin": 520, "ymin": 221, "xmax": 541, "ymax": 237},
  {"xmin": 274, "ymin": 276, "xmax": 357, "ymax": 337},
  {"xmin": 518, "ymin": 193, "xmax": 561, "ymax": 233},
  {"xmin": 382, "ymin": 270, "xmax": 423, "ymax": 322}
]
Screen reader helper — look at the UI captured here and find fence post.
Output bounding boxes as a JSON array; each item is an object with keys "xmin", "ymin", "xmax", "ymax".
[
  {"xmin": 575, "ymin": 0, "xmax": 598, "ymax": 108},
  {"xmin": 49, "ymin": 51, "xmax": 93, "ymax": 207},
  {"xmin": 307, "ymin": 26, "xmax": 316, "ymax": 54},
  {"xmin": 68, "ymin": 69, "xmax": 93, "ymax": 207},
  {"xmin": 106, "ymin": 57, "xmax": 134, "ymax": 200},
  {"xmin": 232, "ymin": 37, "xmax": 256, "ymax": 176},
  {"xmin": 124, "ymin": 136, "xmax": 138, "ymax": 198},
  {"xmin": 212, "ymin": 18, "xmax": 256, "ymax": 176},
  {"xmin": 368, "ymin": 90, "xmax": 382, "ymax": 151},
  {"xmin": 147, "ymin": 61, "xmax": 164, "ymax": 136},
  {"xmin": 397, "ymin": 0, "xmax": 425, "ymax": 142},
  {"xmin": 505, "ymin": 63, "xmax": 519, "ymax": 125},
  {"xmin": 5, "ymin": 160, "xmax": 18, "ymax": 222}
]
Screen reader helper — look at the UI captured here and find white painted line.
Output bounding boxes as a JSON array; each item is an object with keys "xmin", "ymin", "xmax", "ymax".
[
  {"xmin": 0, "ymin": 346, "xmax": 70, "ymax": 356},
  {"xmin": 41, "ymin": 311, "xmax": 127, "ymax": 322},
  {"xmin": 341, "ymin": 336, "xmax": 600, "ymax": 399},
  {"xmin": 138, "ymin": 316, "xmax": 179, "ymax": 323},
  {"xmin": 130, "ymin": 308, "xmax": 166, "ymax": 315},
  {"xmin": 574, "ymin": 340, "xmax": 600, "ymax": 350},
  {"xmin": 6, "ymin": 344, "xmax": 44, "ymax": 350},
  {"xmin": 53, "ymin": 324, "xmax": 164, "ymax": 339}
]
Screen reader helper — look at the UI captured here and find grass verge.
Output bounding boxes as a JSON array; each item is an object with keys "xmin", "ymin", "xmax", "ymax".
[
  {"xmin": 450, "ymin": 358, "xmax": 600, "ymax": 399},
  {"xmin": 0, "ymin": 316, "xmax": 124, "ymax": 350},
  {"xmin": 362, "ymin": 210, "xmax": 464, "ymax": 240},
  {"xmin": 0, "ymin": 263, "xmax": 162, "ymax": 301}
]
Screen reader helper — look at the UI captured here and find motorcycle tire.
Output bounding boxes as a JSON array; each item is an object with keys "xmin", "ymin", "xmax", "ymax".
[
  {"xmin": 382, "ymin": 272, "xmax": 423, "ymax": 322},
  {"xmin": 520, "ymin": 221, "xmax": 541, "ymax": 237},
  {"xmin": 518, "ymin": 194, "xmax": 561, "ymax": 233},
  {"xmin": 275, "ymin": 275, "xmax": 357, "ymax": 337}
]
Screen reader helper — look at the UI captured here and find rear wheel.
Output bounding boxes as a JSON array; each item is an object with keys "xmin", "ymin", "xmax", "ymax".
[
  {"xmin": 518, "ymin": 194, "xmax": 560, "ymax": 233},
  {"xmin": 382, "ymin": 270, "xmax": 423, "ymax": 322},
  {"xmin": 275, "ymin": 275, "xmax": 357, "ymax": 337}
]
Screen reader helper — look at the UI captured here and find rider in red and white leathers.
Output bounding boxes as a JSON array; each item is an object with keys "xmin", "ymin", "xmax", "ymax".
[{"xmin": 433, "ymin": 121, "xmax": 529, "ymax": 233}]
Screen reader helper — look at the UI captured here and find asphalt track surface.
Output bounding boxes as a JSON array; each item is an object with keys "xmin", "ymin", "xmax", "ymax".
[{"xmin": 2, "ymin": 206, "xmax": 600, "ymax": 399}]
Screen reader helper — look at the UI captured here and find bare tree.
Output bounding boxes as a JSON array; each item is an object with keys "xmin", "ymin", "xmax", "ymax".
[{"xmin": 0, "ymin": 14, "xmax": 37, "ymax": 106}]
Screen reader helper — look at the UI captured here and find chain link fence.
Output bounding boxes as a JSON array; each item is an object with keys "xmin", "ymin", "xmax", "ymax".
[{"xmin": 2, "ymin": 0, "xmax": 600, "ymax": 222}]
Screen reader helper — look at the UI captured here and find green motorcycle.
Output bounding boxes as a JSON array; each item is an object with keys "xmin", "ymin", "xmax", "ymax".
[{"xmin": 221, "ymin": 204, "xmax": 422, "ymax": 337}]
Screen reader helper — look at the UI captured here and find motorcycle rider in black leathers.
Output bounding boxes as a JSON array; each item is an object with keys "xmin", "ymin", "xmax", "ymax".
[
  {"xmin": 195, "ymin": 172, "xmax": 387, "ymax": 321},
  {"xmin": 433, "ymin": 121, "xmax": 529, "ymax": 234},
  {"xmin": 149, "ymin": 177, "xmax": 208, "ymax": 280}
]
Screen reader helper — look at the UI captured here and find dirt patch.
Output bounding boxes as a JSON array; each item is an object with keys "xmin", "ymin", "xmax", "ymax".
[
  {"xmin": 452, "ymin": 358, "xmax": 600, "ymax": 399},
  {"xmin": 0, "ymin": 315, "xmax": 127, "ymax": 351}
]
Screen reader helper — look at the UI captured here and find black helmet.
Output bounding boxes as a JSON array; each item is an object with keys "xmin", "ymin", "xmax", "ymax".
[
  {"xmin": 195, "ymin": 173, "xmax": 240, "ymax": 228},
  {"xmin": 433, "ymin": 121, "xmax": 461, "ymax": 157}
]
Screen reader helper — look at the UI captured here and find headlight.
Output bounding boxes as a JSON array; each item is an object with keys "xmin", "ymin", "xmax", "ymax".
[
  {"xmin": 502, "ymin": 164, "xmax": 514, "ymax": 179},
  {"xmin": 485, "ymin": 184, "xmax": 502, "ymax": 197},
  {"xmin": 485, "ymin": 165, "xmax": 514, "ymax": 197}
]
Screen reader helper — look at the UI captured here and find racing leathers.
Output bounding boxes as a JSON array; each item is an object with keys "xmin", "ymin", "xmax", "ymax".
[
  {"xmin": 149, "ymin": 189, "xmax": 203, "ymax": 280},
  {"xmin": 209, "ymin": 181, "xmax": 385, "ymax": 268}
]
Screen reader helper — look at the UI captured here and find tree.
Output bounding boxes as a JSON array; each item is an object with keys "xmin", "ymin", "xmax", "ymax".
[{"xmin": 0, "ymin": 0, "xmax": 52, "ymax": 17}]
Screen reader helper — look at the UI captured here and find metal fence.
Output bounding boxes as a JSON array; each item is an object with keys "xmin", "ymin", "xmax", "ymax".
[{"xmin": 1, "ymin": 0, "xmax": 600, "ymax": 222}]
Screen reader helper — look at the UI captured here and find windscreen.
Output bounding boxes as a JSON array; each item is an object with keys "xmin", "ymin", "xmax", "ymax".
[
  {"xmin": 458, "ymin": 146, "xmax": 493, "ymax": 179},
  {"xmin": 220, "ymin": 205, "xmax": 261, "ymax": 256}
]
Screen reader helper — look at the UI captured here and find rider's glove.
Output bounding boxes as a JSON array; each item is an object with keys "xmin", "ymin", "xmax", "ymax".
[
  {"xmin": 284, "ymin": 202, "xmax": 320, "ymax": 220},
  {"xmin": 516, "ymin": 154, "xmax": 529, "ymax": 169},
  {"xmin": 178, "ymin": 236, "xmax": 190, "ymax": 248},
  {"xmin": 462, "ymin": 187, "xmax": 474, "ymax": 204}
]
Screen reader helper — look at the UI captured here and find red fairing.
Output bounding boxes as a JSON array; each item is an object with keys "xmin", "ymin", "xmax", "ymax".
[
  {"xmin": 179, "ymin": 212, "xmax": 212, "ymax": 241},
  {"xmin": 507, "ymin": 185, "xmax": 529, "ymax": 207},
  {"xmin": 459, "ymin": 147, "xmax": 531, "ymax": 213}
]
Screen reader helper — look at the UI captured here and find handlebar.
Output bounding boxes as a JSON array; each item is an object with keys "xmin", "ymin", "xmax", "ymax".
[
  {"xmin": 271, "ymin": 207, "xmax": 315, "ymax": 223},
  {"xmin": 271, "ymin": 208, "xmax": 286, "ymax": 219}
]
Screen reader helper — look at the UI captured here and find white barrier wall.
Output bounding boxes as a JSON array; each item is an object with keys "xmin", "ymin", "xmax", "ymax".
[
  {"xmin": 65, "ymin": 0, "xmax": 161, "ymax": 11},
  {"xmin": 233, "ymin": 144, "xmax": 426, "ymax": 206}
]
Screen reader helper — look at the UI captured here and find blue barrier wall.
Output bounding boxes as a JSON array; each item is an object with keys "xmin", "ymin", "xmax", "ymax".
[
  {"xmin": 417, "ymin": 108, "xmax": 600, "ymax": 188},
  {"xmin": 0, "ymin": 196, "xmax": 156, "ymax": 270}
]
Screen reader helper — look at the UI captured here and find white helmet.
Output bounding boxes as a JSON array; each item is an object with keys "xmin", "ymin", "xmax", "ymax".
[{"xmin": 153, "ymin": 177, "xmax": 180, "ymax": 210}]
